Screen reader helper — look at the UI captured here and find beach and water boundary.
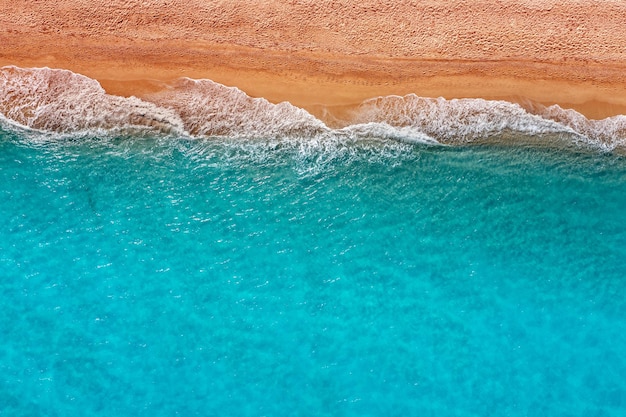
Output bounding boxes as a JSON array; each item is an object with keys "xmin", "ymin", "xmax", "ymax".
[
  {"xmin": 2, "ymin": 1, "xmax": 626, "ymax": 416},
  {"xmin": 3, "ymin": 0, "xmax": 626, "ymax": 122}
]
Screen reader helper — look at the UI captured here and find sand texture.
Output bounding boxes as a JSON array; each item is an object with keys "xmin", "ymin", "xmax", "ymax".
[{"xmin": 2, "ymin": 0, "xmax": 626, "ymax": 118}]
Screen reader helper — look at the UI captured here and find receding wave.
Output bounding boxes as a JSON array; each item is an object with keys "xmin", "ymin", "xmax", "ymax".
[
  {"xmin": 0, "ymin": 66, "xmax": 185, "ymax": 136},
  {"xmin": 142, "ymin": 78, "xmax": 327, "ymax": 138},
  {"xmin": 1, "ymin": 66, "xmax": 626, "ymax": 151}
]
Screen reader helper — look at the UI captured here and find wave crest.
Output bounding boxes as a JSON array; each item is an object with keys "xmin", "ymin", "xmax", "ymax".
[
  {"xmin": 1, "ymin": 66, "xmax": 625, "ymax": 151},
  {"xmin": 347, "ymin": 95, "xmax": 575, "ymax": 143}
]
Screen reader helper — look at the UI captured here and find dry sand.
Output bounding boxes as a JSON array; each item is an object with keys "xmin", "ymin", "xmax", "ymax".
[{"xmin": 2, "ymin": 0, "xmax": 626, "ymax": 119}]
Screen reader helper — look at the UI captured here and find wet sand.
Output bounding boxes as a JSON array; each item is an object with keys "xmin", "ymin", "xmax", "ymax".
[{"xmin": 2, "ymin": 0, "xmax": 626, "ymax": 119}]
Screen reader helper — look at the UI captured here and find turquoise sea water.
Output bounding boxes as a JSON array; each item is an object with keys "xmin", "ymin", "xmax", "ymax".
[{"xmin": 1, "ymin": 129, "xmax": 626, "ymax": 416}]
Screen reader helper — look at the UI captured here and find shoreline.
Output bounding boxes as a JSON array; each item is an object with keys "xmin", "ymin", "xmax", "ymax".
[
  {"xmin": 4, "ymin": 53, "xmax": 626, "ymax": 122},
  {"xmin": 2, "ymin": 1, "xmax": 626, "ymax": 120}
]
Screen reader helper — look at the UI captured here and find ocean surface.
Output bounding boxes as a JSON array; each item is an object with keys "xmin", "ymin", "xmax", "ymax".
[{"xmin": 1, "ymin": 67, "xmax": 626, "ymax": 416}]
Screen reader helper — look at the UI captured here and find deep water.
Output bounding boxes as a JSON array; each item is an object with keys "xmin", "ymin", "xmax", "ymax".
[{"xmin": 1, "ymin": 130, "xmax": 625, "ymax": 417}]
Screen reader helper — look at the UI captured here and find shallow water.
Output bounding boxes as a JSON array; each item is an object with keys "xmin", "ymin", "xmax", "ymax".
[{"xmin": 1, "ymin": 129, "xmax": 625, "ymax": 416}]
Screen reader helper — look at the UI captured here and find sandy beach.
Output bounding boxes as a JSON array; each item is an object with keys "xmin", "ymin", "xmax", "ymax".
[{"xmin": 2, "ymin": 0, "xmax": 626, "ymax": 119}]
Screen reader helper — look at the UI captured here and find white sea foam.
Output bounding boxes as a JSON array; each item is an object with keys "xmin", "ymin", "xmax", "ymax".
[
  {"xmin": 0, "ymin": 66, "xmax": 186, "ymax": 137},
  {"xmin": 1, "ymin": 66, "xmax": 625, "ymax": 151},
  {"xmin": 527, "ymin": 104, "xmax": 626, "ymax": 151},
  {"xmin": 339, "ymin": 122, "xmax": 440, "ymax": 145},
  {"xmin": 345, "ymin": 95, "xmax": 580, "ymax": 143},
  {"xmin": 141, "ymin": 78, "xmax": 328, "ymax": 139}
]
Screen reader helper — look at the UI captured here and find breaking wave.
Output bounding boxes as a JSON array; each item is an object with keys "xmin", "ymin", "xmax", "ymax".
[{"xmin": 2, "ymin": 66, "xmax": 626, "ymax": 151}]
